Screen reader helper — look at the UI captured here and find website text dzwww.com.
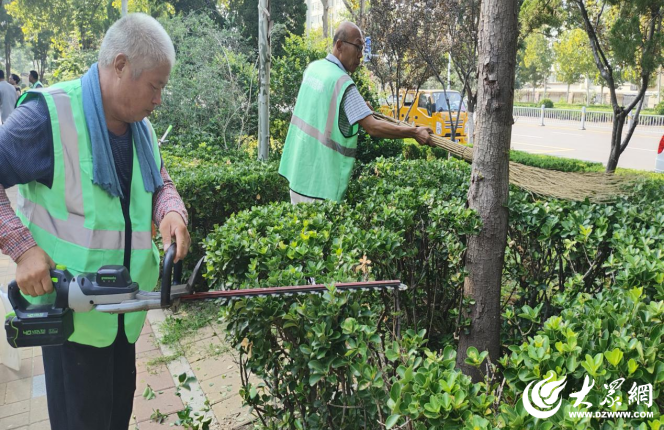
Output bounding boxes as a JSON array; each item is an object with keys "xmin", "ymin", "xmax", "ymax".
[{"xmin": 568, "ymin": 411, "xmax": 655, "ymax": 419}]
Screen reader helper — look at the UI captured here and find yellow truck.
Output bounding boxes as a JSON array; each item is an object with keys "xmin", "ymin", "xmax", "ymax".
[{"xmin": 379, "ymin": 90, "xmax": 468, "ymax": 143}]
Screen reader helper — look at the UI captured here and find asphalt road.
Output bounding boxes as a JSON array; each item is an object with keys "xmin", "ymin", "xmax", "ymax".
[{"xmin": 510, "ymin": 117, "xmax": 663, "ymax": 171}]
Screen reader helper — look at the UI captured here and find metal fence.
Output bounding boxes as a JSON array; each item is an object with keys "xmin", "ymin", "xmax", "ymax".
[{"xmin": 513, "ymin": 106, "xmax": 664, "ymax": 128}]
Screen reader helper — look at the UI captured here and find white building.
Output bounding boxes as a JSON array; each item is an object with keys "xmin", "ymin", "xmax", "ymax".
[{"xmin": 305, "ymin": 0, "xmax": 347, "ymax": 33}]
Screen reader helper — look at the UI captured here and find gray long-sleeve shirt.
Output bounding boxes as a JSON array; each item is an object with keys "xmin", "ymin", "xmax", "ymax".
[{"xmin": 0, "ymin": 80, "xmax": 18, "ymax": 123}]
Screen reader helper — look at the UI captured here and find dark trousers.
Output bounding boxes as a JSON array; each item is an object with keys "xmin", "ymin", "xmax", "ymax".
[{"xmin": 42, "ymin": 316, "xmax": 137, "ymax": 430}]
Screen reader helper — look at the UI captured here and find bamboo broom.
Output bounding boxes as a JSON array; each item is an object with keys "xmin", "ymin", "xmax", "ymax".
[{"xmin": 373, "ymin": 112, "xmax": 633, "ymax": 203}]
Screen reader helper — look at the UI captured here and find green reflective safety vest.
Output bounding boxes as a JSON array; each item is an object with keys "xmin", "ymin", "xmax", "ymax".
[
  {"xmin": 279, "ymin": 59, "xmax": 360, "ymax": 202},
  {"xmin": 31, "ymin": 81, "xmax": 43, "ymax": 89},
  {"xmin": 15, "ymin": 80, "xmax": 161, "ymax": 347}
]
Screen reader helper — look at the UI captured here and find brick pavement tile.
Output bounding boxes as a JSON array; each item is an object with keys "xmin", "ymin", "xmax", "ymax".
[
  {"xmin": 0, "ymin": 383, "xmax": 6, "ymax": 406},
  {"xmin": 0, "ymin": 411, "xmax": 29, "ymax": 429},
  {"xmin": 201, "ymin": 371, "xmax": 243, "ymax": 405},
  {"xmin": 183, "ymin": 336, "xmax": 224, "ymax": 363},
  {"xmin": 191, "ymin": 354, "xmax": 237, "ymax": 382},
  {"xmin": 0, "ymin": 398, "xmax": 30, "ymax": 419},
  {"xmin": 19, "ymin": 350, "xmax": 32, "ymax": 360},
  {"xmin": 132, "ymin": 387, "xmax": 184, "ymax": 423},
  {"xmin": 32, "ymin": 359, "xmax": 44, "ymax": 377},
  {"xmin": 28, "ymin": 396, "xmax": 48, "ymax": 424},
  {"xmin": 134, "ymin": 413, "xmax": 185, "ymax": 429},
  {"xmin": 211, "ymin": 400, "xmax": 251, "ymax": 427},
  {"xmin": 32, "ymin": 349, "xmax": 41, "ymax": 358},
  {"xmin": 136, "ymin": 349, "xmax": 167, "ymax": 375},
  {"xmin": 28, "ymin": 420, "xmax": 50, "ymax": 430},
  {"xmin": 180, "ymin": 324, "xmax": 216, "ymax": 346},
  {"xmin": 141, "ymin": 321, "xmax": 153, "ymax": 335},
  {"xmin": 0, "ymin": 359, "xmax": 33, "ymax": 384},
  {"xmin": 135, "ymin": 369, "xmax": 175, "ymax": 395},
  {"xmin": 136, "ymin": 333, "xmax": 159, "ymax": 354},
  {"xmin": 4, "ymin": 378, "xmax": 31, "ymax": 404}
]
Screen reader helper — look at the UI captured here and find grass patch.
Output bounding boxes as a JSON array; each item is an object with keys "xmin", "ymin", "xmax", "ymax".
[{"xmin": 159, "ymin": 301, "xmax": 220, "ymax": 345}]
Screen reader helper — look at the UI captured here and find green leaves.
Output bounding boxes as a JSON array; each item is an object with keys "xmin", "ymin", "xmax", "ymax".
[
  {"xmin": 604, "ymin": 348, "xmax": 624, "ymax": 367},
  {"xmin": 464, "ymin": 347, "xmax": 489, "ymax": 368}
]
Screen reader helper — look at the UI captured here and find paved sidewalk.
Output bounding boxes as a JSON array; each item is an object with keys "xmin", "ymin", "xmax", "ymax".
[{"xmin": 0, "ymin": 187, "xmax": 253, "ymax": 430}]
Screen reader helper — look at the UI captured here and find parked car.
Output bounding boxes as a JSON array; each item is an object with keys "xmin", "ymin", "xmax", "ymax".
[
  {"xmin": 379, "ymin": 89, "xmax": 468, "ymax": 143},
  {"xmin": 656, "ymin": 135, "xmax": 664, "ymax": 173}
]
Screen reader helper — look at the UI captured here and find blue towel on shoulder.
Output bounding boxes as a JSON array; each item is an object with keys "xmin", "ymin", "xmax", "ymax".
[{"xmin": 81, "ymin": 63, "xmax": 163, "ymax": 198}]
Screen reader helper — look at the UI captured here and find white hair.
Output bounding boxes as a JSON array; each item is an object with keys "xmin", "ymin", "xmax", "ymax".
[{"xmin": 98, "ymin": 13, "xmax": 175, "ymax": 78}]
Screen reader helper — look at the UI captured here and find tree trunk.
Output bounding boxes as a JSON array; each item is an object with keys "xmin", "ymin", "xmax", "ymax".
[
  {"xmin": 359, "ymin": 0, "xmax": 365, "ymax": 28},
  {"xmin": 258, "ymin": 0, "xmax": 271, "ymax": 160},
  {"xmin": 566, "ymin": 83, "xmax": 570, "ymax": 103},
  {"xmin": 322, "ymin": 0, "xmax": 330, "ymax": 38},
  {"xmin": 532, "ymin": 85, "xmax": 535, "ymax": 103},
  {"xmin": 606, "ymin": 109, "xmax": 626, "ymax": 172},
  {"xmin": 456, "ymin": 0, "xmax": 518, "ymax": 382},
  {"xmin": 4, "ymin": 37, "xmax": 10, "ymax": 77}
]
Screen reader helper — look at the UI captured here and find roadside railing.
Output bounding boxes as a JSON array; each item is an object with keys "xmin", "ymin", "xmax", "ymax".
[{"xmin": 513, "ymin": 106, "xmax": 664, "ymax": 128}]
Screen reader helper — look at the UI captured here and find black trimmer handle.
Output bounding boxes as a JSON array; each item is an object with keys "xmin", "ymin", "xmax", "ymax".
[
  {"xmin": 8, "ymin": 268, "xmax": 70, "ymax": 316},
  {"xmin": 161, "ymin": 243, "xmax": 182, "ymax": 308}
]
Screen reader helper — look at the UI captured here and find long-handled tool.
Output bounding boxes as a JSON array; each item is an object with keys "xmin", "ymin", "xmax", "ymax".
[{"xmin": 4, "ymin": 245, "xmax": 406, "ymax": 348}]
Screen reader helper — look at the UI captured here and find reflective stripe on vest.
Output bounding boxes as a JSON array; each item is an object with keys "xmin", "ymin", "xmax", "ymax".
[
  {"xmin": 16, "ymin": 80, "xmax": 160, "ymax": 347},
  {"xmin": 289, "ymin": 74, "xmax": 356, "ymax": 158},
  {"xmin": 279, "ymin": 59, "xmax": 360, "ymax": 201},
  {"xmin": 16, "ymin": 88, "xmax": 153, "ymax": 250}
]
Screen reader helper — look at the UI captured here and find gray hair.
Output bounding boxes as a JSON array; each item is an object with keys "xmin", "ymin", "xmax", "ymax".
[{"xmin": 98, "ymin": 13, "xmax": 175, "ymax": 78}]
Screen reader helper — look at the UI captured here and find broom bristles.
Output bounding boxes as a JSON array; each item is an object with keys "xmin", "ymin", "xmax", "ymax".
[{"xmin": 373, "ymin": 112, "xmax": 632, "ymax": 203}]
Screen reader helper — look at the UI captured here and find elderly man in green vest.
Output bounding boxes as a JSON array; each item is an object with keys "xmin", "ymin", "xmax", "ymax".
[
  {"xmin": 279, "ymin": 21, "xmax": 433, "ymax": 204},
  {"xmin": 0, "ymin": 14, "xmax": 189, "ymax": 430}
]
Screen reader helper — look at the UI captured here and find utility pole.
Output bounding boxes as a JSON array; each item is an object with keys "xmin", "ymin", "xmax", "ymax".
[
  {"xmin": 121, "ymin": 0, "xmax": 128, "ymax": 16},
  {"xmin": 258, "ymin": 0, "xmax": 271, "ymax": 161}
]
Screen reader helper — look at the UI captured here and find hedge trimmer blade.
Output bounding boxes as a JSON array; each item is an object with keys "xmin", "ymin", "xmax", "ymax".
[{"xmin": 179, "ymin": 280, "xmax": 406, "ymax": 302}]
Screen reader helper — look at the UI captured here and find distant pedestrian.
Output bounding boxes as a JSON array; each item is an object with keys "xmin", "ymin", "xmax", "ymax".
[
  {"xmin": 0, "ymin": 70, "xmax": 18, "ymax": 123},
  {"xmin": 8, "ymin": 74, "xmax": 21, "ymax": 96},
  {"xmin": 28, "ymin": 70, "xmax": 42, "ymax": 89}
]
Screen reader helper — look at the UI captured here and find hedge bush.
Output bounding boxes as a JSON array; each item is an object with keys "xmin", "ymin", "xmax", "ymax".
[
  {"xmin": 163, "ymin": 150, "xmax": 289, "ymax": 266},
  {"xmin": 194, "ymin": 155, "xmax": 664, "ymax": 429},
  {"xmin": 541, "ymin": 98, "xmax": 555, "ymax": 109},
  {"xmin": 509, "ymin": 150, "xmax": 604, "ymax": 172}
]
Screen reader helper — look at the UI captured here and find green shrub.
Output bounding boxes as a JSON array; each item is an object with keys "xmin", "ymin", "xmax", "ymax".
[
  {"xmin": 164, "ymin": 153, "xmax": 289, "ymax": 267},
  {"xmin": 176, "ymin": 151, "xmax": 663, "ymax": 429},
  {"xmin": 655, "ymin": 101, "xmax": 664, "ymax": 116},
  {"xmin": 541, "ymin": 98, "xmax": 554, "ymax": 108},
  {"xmin": 509, "ymin": 150, "xmax": 604, "ymax": 172},
  {"xmin": 154, "ymin": 13, "xmax": 257, "ymax": 149},
  {"xmin": 499, "ymin": 286, "xmax": 663, "ymax": 429}
]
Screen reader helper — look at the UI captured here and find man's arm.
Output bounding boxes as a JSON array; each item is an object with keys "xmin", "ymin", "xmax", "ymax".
[
  {"xmin": 153, "ymin": 163, "xmax": 190, "ymax": 263},
  {"xmin": 342, "ymin": 86, "xmax": 433, "ymax": 146},
  {"xmin": 0, "ymin": 97, "xmax": 56, "ymax": 296},
  {"xmin": 358, "ymin": 114, "xmax": 433, "ymax": 145}
]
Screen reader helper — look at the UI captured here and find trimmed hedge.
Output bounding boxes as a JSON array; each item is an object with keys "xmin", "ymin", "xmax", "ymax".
[
  {"xmin": 163, "ymin": 149, "xmax": 289, "ymax": 266},
  {"xmin": 196, "ymin": 155, "xmax": 664, "ymax": 429},
  {"xmin": 509, "ymin": 150, "xmax": 604, "ymax": 172}
]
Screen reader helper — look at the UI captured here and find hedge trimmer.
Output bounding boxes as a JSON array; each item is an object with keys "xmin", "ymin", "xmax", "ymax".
[{"xmin": 4, "ymin": 244, "xmax": 405, "ymax": 348}]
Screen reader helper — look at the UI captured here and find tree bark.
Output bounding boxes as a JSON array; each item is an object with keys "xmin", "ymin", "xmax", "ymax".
[
  {"xmin": 456, "ymin": 0, "xmax": 519, "ymax": 382},
  {"xmin": 321, "ymin": 0, "xmax": 330, "ymax": 38},
  {"xmin": 566, "ymin": 83, "xmax": 570, "ymax": 103},
  {"xmin": 4, "ymin": 37, "xmax": 11, "ymax": 77},
  {"xmin": 258, "ymin": 0, "xmax": 271, "ymax": 160}
]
